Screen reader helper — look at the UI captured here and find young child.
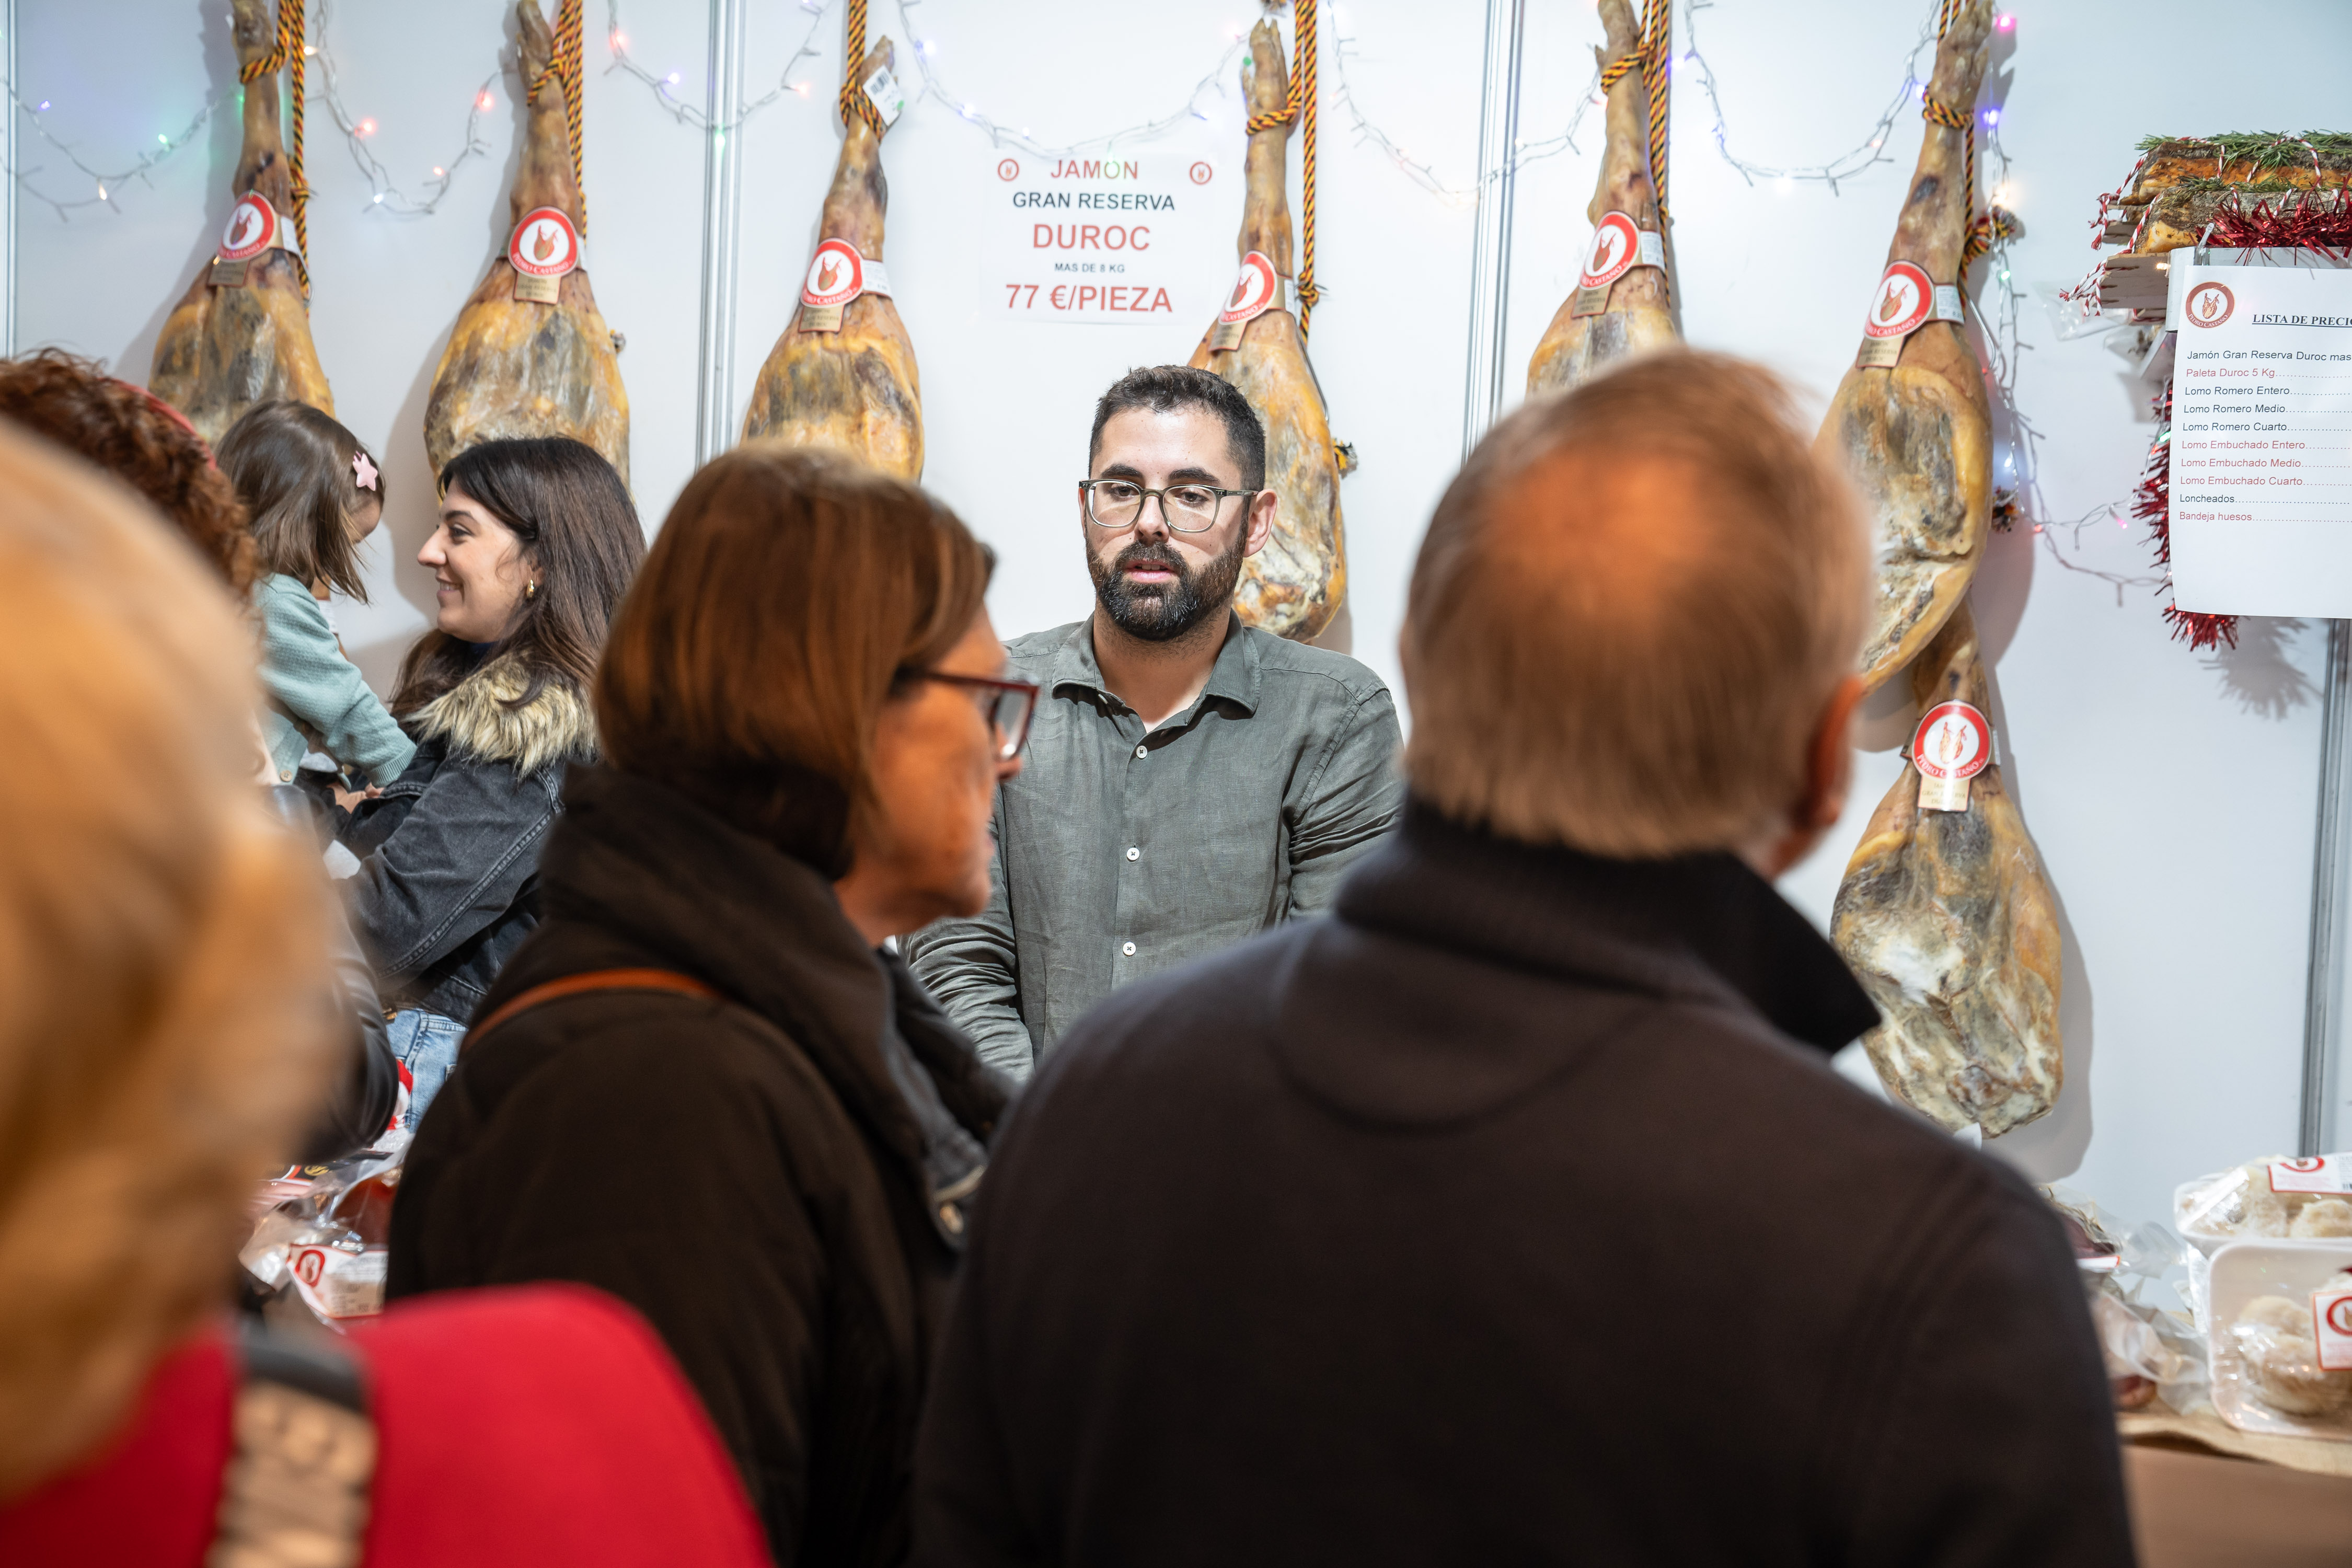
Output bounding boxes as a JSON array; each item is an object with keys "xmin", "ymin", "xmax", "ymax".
[{"xmin": 215, "ymin": 401, "xmax": 417, "ymax": 789}]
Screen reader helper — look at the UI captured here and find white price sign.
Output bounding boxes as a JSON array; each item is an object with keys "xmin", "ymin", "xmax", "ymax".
[
  {"xmin": 2169, "ymin": 263, "xmax": 2352, "ymax": 617},
  {"xmin": 981, "ymin": 135, "xmax": 1228, "ymax": 328}
]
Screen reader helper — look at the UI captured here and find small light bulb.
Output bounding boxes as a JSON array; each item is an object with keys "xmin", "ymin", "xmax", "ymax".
[
  {"xmin": 1996, "ymin": 14, "xmax": 2015, "ymax": 29},
  {"xmin": 158, "ymin": 132, "xmax": 170, "ymax": 145},
  {"xmin": 358, "ymin": 118, "xmax": 376, "ymax": 136},
  {"xmin": 611, "ymin": 31, "xmax": 627, "ymax": 48},
  {"xmin": 478, "ymin": 91, "xmax": 495, "ymax": 110},
  {"xmin": 1983, "ymin": 108, "xmax": 2000, "ymax": 126},
  {"xmin": 432, "ymin": 165, "xmax": 445, "ymax": 177},
  {"xmin": 35, "ymin": 99, "xmax": 48, "ymax": 111},
  {"xmin": 372, "ymin": 192, "xmax": 384, "ymax": 203},
  {"xmin": 666, "ymin": 71, "xmax": 681, "ymax": 84},
  {"xmin": 96, "ymin": 181, "xmax": 107, "ymax": 199}
]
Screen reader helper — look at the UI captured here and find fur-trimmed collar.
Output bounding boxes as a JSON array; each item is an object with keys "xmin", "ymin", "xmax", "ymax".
[{"xmin": 410, "ymin": 653, "xmax": 596, "ymax": 776}]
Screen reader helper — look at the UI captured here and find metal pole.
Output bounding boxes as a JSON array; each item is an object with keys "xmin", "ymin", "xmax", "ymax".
[
  {"xmin": 1459, "ymin": 0, "xmax": 1524, "ymax": 463},
  {"xmin": 693, "ymin": 0, "xmax": 746, "ymax": 465},
  {"xmin": 5, "ymin": 0, "xmax": 17, "ymax": 356},
  {"xmin": 2302, "ymin": 618, "xmax": 2352, "ymax": 1156}
]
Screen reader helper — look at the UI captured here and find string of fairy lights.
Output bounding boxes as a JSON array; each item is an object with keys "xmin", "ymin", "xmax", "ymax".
[
  {"xmin": 602, "ymin": 0, "xmax": 829, "ymax": 135},
  {"xmin": 6, "ymin": 0, "xmax": 2004, "ymax": 220}
]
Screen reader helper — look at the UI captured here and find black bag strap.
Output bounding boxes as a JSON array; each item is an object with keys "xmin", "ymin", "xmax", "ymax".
[{"xmin": 209, "ymin": 1323, "xmax": 377, "ymax": 1568}]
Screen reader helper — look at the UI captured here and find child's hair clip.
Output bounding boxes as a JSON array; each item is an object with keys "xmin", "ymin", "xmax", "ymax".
[{"xmin": 352, "ymin": 450, "xmax": 379, "ymax": 492}]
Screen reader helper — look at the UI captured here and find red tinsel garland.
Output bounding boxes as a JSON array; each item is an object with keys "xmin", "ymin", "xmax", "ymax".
[{"xmin": 2141, "ymin": 187, "xmax": 2352, "ymax": 651}]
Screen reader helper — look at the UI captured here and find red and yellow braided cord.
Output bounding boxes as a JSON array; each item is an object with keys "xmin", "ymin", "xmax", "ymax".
[
  {"xmin": 1595, "ymin": 0, "xmax": 1670, "ymax": 223},
  {"xmin": 1244, "ymin": 0, "xmax": 1321, "ymax": 337},
  {"xmin": 840, "ymin": 0, "xmax": 889, "ymax": 137},
  {"xmin": 1923, "ymin": 0, "xmax": 2015, "ymax": 272},
  {"xmin": 527, "ymin": 0, "xmax": 587, "ymax": 230},
  {"xmin": 237, "ymin": 0, "xmax": 307, "ymax": 279}
]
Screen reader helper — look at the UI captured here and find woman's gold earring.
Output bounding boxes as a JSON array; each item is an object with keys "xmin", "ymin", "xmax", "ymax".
[{"xmin": 526, "ymin": 580, "xmax": 538, "ymax": 600}]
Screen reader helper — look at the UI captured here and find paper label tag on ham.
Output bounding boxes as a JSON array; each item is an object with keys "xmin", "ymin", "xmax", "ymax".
[
  {"xmin": 217, "ymin": 193, "xmax": 294, "ymax": 263},
  {"xmin": 509, "ymin": 207, "xmax": 582, "ymax": 304},
  {"xmin": 1913, "ymin": 700, "xmax": 1990, "ymax": 813},
  {"xmin": 1209, "ymin": 252, "xmax": 1282, "ymax": 350},
  {"xmin": 1569, "ymin": 213, "xmax": 1665, "ymax": 317},
  {"xmin": 863, "ymin": 65, "xmax": 906, "ymax": 128},
  {"xmin": 2316, "ymin": 1286, "xmax": 2352, "ymax": 1372},
  {"xmin": 1857, "ymin": 263, "xmax": 1967, "ymax": 366},
  {"xmin": 2269, "ymin": 1155, "xmax": 2352, "ymax": 1194},
  {"xmin": 799, "ymin": 240, "xmax": 892, "ymax": 333}
]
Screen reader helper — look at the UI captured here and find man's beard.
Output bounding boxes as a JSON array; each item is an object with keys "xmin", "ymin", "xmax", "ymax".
[{"xmin": 1088, "ymin": 527, "xmax": 1245, "ymax": 643}]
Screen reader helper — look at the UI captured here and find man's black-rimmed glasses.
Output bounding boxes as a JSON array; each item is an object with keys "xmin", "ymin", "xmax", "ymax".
[{"xmin": 1079, "ymin": 478, "xmax": 1256, "ymax": 534}]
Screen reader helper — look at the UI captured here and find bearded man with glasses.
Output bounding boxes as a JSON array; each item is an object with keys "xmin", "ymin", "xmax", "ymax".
[{"xmin": 903, "ymin": 365, "xmax": 1401, "ymax": 1079}]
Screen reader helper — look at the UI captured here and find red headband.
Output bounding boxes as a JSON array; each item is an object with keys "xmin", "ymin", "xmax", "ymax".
[{"xmin": 114, "ymin": 379, "xmax": 218, "ymax": 469}]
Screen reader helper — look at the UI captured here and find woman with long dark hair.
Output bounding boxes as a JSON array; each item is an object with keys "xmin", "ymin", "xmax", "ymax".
[{"xmin": 342, "ymin": 436, "xmax": 642, "ymax": 1126}]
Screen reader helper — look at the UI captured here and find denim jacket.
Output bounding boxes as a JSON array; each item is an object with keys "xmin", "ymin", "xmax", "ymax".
[{"xmin": 339, "ymin": 654, "xmax": 596, "ymax": 1024}]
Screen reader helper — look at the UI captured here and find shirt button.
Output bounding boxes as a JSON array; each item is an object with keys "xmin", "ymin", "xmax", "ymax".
[
  {"xmin": 1135, "ymin": 744, "xmax": 1148, "ymax": 759},
  {"xmin": 1121, "ymin": 941, "xmax": 1137, "ymax": 956},
  {"xmin": 1125, "ymin": 847, "xmax": 1140, "ymax": 861}
]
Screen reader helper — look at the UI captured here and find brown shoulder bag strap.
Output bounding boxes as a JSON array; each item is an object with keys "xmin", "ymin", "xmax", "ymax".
[{"xmin": 462, "ymin": 967, "xmax": 722, "ymax": 1054}]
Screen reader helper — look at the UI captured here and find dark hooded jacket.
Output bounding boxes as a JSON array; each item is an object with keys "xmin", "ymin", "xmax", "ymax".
[
  {"xmin": 387, "ymin": 765, "xmax": 1008, "ymax": 1568},
  {"xmin": 340, "ymin": 653, "xmax": 597, "ymax": 1023},
  {"xmin": 912, "ymin": 802, "xmax": 2134, "ymax": 1568}
]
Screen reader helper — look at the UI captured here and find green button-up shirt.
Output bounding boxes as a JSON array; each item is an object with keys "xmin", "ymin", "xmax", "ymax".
[{"xmin": 903, "ymin": 614, "xmax": 1403, "ymax": 1078}]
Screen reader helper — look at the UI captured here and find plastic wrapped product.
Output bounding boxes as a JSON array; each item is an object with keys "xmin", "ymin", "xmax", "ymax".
[
  {"xmin": 2177, "ymin": 1155, "xmax": 2352, "ymax": 1251},
  {"xmin": 2043, "ymin": 1184, "xmax": 2208, "ymax": 1412},
  {"xmin": 238, "ymin": 1146, "xmax": 402, "ymax": 1329},
  {"xmin": 2231, "ymin": 1283, "xmax": 2352, "ymax": 1417}
]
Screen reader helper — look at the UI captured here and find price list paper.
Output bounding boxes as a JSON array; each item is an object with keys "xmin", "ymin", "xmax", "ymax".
[{"xmin": 2170, "ymin": 264, "xmax": 2352, "ymax": 618}]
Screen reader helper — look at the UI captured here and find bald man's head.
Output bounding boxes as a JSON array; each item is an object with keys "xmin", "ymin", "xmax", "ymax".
[{"xmin": 1402, "ymin": 350, "xmax": 1868, "ymax": 858}]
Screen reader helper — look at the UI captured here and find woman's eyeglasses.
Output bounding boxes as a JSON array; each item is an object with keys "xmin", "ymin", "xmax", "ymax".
[{"xmin": 905, "ymin": 671, "xmax": 1040, "ymax": 761}]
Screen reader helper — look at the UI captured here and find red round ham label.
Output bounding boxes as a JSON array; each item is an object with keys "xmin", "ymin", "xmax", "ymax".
[
  {"xmin": 509, "ymin": 207, "xmax": 581, "ymax": 279},
  {"xmin": 1219, "ymin": 251, "xmax": 1279, "ymax": 325},
  {"xmin": 218, "ymin": 194, "xmax": 278, "ymax": 261},
  {"xmin": 802, "ymin": 240, "xmax": 865, "ymax": 308},
  {"xmin": 2185, "ymin": 280, "xmax": 2234, "ymax": 328},
  {"xmin": 1578, "ymin": 212, "xmax": 1643, "ymax": 291},
  {"xmin": 1912, "ymin": 701, "xmax": 1991, "ymax": 782},
  {"xmin": 1864, "ymin": 261, "xmax": 1935, "ymax": 339},
  {"xmin": 2331, "ymin": 1298, "xmax": 2352, "ymax": 1335}
]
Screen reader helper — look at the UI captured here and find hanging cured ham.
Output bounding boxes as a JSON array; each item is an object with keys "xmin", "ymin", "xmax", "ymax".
[
  {"xmin": 149, "ymin": 0, "xmax": 332, "ymax": 442},
  {"xmin": 1527, "ymin": 0, "xmax": 1676, "ymax": 396},
  {"xmin": 1188, "ymin": 15, "xmax": 1348, "ymax": 644},
  {"xmin": 425, "ymin": 0, "xmax": 629, "ymax": 484},
  {"xmin": 1815, "ymin": 0, "xmax": 1993, "ymax": 693},
  {"xmin": 740, "ymin": 36, "xmax": 923, "ymax": 480},
  {"xmin": 1831, "ymin": 604, "xmax": 2062, "ymax": 1136}
]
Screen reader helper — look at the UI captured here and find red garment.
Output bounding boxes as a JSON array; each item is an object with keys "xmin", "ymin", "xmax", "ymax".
[{"xmin": 0, "ymin": 1284, "xmax": 769, "ymax": 1567}]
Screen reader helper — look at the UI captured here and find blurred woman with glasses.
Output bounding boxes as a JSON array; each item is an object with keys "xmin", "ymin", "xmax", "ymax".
[{"xmin": 389, "ymin": 445, "xmax": 1025, "ymax": 1567}]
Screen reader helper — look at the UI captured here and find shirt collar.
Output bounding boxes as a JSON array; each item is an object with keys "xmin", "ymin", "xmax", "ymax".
[{"xmin": 1049, "ymin": 612, "xmax": 1263, "ymax": 720}]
